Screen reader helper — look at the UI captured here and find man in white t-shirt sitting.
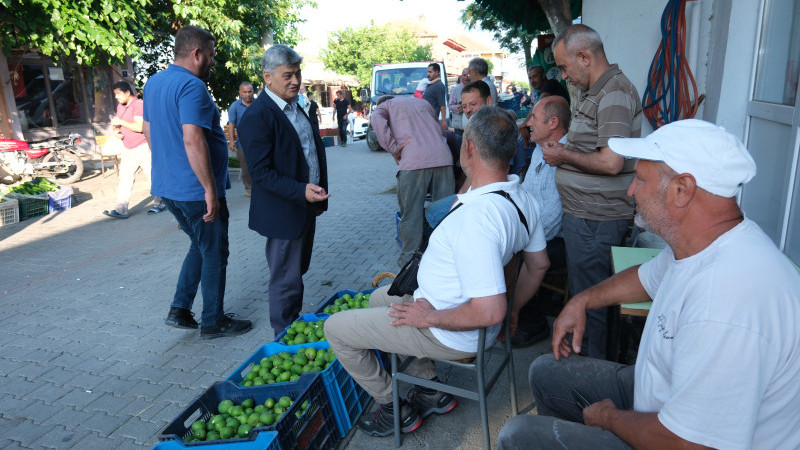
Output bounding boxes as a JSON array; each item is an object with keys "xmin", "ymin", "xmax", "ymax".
[
  {"xmin": 325, "ymin": 106, "xmax": 551, "ymax": 438},
  {"xmin": 498, "ymin": 119, "xmax": 800, "ymax": 449}
]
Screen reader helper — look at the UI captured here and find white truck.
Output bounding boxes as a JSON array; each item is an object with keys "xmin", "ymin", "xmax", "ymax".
[{"xmin": 364, "ymin": 61, "xmax": 449, "ymax": 152}]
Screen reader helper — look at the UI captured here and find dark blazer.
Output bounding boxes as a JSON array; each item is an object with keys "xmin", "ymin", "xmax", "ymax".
[{"xmin": 237, "ymin": 90, "xmax": 328, "ymax": 240}]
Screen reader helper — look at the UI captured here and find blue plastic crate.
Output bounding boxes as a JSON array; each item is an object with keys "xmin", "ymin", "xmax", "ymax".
[
  {"xmin": 313, "ymin": 289, "xmax": 377, "ymax": 316},
  {"xmin": 159, "ymin": 377, "xmax": 338, "ymax": 450},
  {"xmin": 152, "ymin": 431, "xmax": 279, "ymax": 449},
  {"xmin": 47, "ymin": 187, "xmax": 72, "ymax": 213},
  {"xmin": 318, "ymin": 353, "xmax": 374, "ymax": 437},
  {"xmin": 229, "ymin": 340, "xmax": 374, "ymax": 438},
  {"xmin": 227, "ymin": 342, "xmax": 331, "ymax": 386},
  {"xmin": 273, "ymin": 314, "xmax": 330, "ymax": 345},
  {"xmin": 321, "ymin": 136, "xmax": 334, "ymax": 147}
]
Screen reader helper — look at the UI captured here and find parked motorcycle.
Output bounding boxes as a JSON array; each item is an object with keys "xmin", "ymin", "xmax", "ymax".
[{"xmin": 0, "ymin": 134, "xmax": 84, "ymax": 185}]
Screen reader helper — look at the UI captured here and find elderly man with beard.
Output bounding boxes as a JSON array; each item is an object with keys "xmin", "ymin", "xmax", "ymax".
[{"xmin": 498, "ymin": 119, "xmax": 800, "ymax": 449}]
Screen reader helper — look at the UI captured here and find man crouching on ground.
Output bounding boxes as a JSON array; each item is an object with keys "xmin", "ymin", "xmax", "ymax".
[{"xmin": 325, "ymin": 106, "xmax": 551, "ymax": 437}]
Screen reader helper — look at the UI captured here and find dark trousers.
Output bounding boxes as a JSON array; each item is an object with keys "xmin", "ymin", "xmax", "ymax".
[
  {"xmin": 562, "ymin": 214, "xmax": 630, "ymax": 359},
  {"xmin": 164, "ymin": 197, "xmax": 229, "ymax": 327},
  {"xmin": 265, "ymin": 211, "xmax": 316, "ymax": 332},
  {"xmin": 497, "ymin": 354, "xmax": 634, "ymax": 449},
  {"xmin": 516, "ymin": 237, "xmax": 567, "ymax": 332},
  {"xmin": 337, "ymin": 118, "xmax": 348, "ymax": 143}
]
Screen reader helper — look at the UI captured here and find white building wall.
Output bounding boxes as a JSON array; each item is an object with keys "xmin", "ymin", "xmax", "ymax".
[
  {"xmin": 712, "ymin": 0, "xmax": 762, "ymax": 140},
  {"xmin": 582, "ymin": 0, "xmax": 759, "ymax": 141}
]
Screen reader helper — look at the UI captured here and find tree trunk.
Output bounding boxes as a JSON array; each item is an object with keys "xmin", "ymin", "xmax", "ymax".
[
  {"xmin": 537, "ymin": 0, "xmax": 581, "ymax": 111},
  {"xmin": 536, "ymin": 0, "xmax": 572, "ymax": 36},
  {"xmin": 522, "ymin": 36, "xmax": 533, "ymax": 69}
]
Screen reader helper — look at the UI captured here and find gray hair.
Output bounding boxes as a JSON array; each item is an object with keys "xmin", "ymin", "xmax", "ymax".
[
  {"xmin": 552, "ymin": 24, "xmax": 605, "ymax": 56},
  {"xmin": 468, "ymin": 57, "xmax": 489, "ymax": 77},
  {"xmin": 463, "ymin": 106, "xmax": 518, "ymax": 169},
  {"xmin": 261, "ymin": 44, "xmax": 303, "ymax": 74},
  {"xmin": 527, "ymin": 65, "xmax": 545, "ymax": 75}
]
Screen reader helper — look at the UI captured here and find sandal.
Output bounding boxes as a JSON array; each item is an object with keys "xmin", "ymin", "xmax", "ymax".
[
  {"xmin": 147, "ymin": 206, "xmax": 166, "ymax": 214},
  {"xmin": 103, "ymin": 210, "xmax": 129, "ymax": 219}
]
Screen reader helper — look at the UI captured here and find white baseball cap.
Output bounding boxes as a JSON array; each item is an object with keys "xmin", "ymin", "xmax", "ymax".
[{"xmin": 608, "ymin": 119, "xmax": 757, "ymax": 197}]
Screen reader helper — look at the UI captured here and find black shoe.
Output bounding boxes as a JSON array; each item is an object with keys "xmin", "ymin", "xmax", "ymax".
[
  {"xmin": 200, "ymin": 313, "xmax": 252, "ymax": 339},
  {"xmin": 358, "ymin": 401, "xmax": 421, "ymax": 437},
  {"xmin": 408, "ymin": 386, "xmax": 458, "ymax": 418},
  {"xmin": 164, "ymin": 307, "xmax": 199, "ymax": 329},
  {"xmin": 510, "ymin": 324, "xmax": 550, "ymax": 349}
]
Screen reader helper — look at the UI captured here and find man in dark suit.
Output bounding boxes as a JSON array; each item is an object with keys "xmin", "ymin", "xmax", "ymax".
[{"xmin": 237, "ymin": 44, "xmax": 330, "ymax": 333}]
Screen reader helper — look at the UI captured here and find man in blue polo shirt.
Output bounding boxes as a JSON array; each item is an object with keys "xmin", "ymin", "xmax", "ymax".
[{"xmin": 143, "ymin": 25, "xmax": 252, "ymax": 339}]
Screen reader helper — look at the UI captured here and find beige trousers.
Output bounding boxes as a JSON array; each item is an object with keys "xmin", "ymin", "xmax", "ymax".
[
  {"xmin": 115, "ymin": 142, "xmax": 151, "ymax": 214},
  {"xmin": 324, "ymin": 286, "xmax": 475, "ymax": 404}
]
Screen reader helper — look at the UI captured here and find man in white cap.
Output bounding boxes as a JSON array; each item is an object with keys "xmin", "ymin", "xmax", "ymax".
[{"xmin": 497, "ymin": 119, "xmax": 800, "ymax": 449}]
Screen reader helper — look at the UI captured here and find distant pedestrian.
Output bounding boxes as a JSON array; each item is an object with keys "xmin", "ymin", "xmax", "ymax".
[
  {"xmin": 468, "ymin": 57, "xmax": 498, "ymax": 106},
  {"xmin": 423, "ymin": 63, "xmax": 448, "ymax": 130},
  {"xmin": 448, "ymin": 68, "xmax": 470, "ymax": 135},
  {"xmin": 227, "ymin": 81, "xmax": 254, "ymax": 196},
  {"xmin": 102, "ymin": 81, "xmax": 165, "ymax": 219},
  {"xmin": 333, "ymin": 90, "xmax": 351, "ymax": 147},
  {"xmin": 143, "ymin": 25, "xmax": 252, "ymax": 339},
  {"xmin": 306, "ymin": 92, "xmax": 322, "ymax": 135}
]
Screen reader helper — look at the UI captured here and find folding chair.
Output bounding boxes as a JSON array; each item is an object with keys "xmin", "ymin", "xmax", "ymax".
[{"xmin": 390, "ymin": 253, "xmax": 522, "ymax": 450}]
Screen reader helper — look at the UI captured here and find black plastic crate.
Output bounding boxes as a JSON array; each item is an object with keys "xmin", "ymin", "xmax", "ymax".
[{"xmin": 159, "ymin": 376, "xmax": 339, "ymax": 450}]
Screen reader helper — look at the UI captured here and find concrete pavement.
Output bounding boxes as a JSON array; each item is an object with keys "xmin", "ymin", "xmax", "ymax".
[{"xmin": 0, "ymin": 139, "xmax": 550, "ymax": 449}]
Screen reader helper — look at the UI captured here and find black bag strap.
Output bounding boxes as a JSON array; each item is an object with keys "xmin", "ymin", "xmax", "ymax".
[
  {"xmin": 435, "ymin": 190, "xmax": 528, "ymax": 232},
  {"xmin": 488, "ymin": 190, "xmax": 529, "ymax": 233}
]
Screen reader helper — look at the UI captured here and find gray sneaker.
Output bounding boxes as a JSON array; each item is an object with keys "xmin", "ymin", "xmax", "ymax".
[{"xmin": 408, "ymin": 386, "xmax": 458, "ymax": 418}]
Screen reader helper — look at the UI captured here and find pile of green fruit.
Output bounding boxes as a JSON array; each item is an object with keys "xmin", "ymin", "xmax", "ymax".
[
  {"xmin": 279, "ymin": 318, "xmax": 326, "ymax": 345},
  {"xmin": 322, "ymin": 292, "xmax": 370, "ymax": 314},
  {"xmin": 238, "ymin": 348, "xmax": 337, "ymax": 387},
  {"xmin": 184, "ymin": 396, "xmax": 310, "ymax": 442},
  {"xmin": 8, "ymin": 178, "xmax": 59, "ymax": 195}
]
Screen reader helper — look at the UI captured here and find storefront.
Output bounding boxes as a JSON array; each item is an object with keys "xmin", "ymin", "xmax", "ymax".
[{"xmin": 0, "ymin": 49, "xmax": 131, "ymax": 152}]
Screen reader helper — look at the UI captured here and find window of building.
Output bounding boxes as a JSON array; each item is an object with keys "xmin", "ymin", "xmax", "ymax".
[
  {"xmin": 8, "ymin": 56, "xmax": 91, "ymax": 131},
  {"xmin": 752, "ymin": 0, "xmax": 800, "ymax": 106}
]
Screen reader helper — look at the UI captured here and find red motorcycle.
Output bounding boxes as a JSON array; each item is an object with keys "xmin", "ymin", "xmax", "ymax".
[{"xmin": 0, "ymin": 134, "xmax": 84, "ymax": 185}]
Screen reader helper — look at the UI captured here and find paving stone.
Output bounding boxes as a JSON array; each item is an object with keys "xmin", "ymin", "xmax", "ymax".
[
  {"xmin": 17, "ymin": 399, "xmax": 62, "ymax": 424},
  {"xmin": 82, "ymin": 412, "xmax": 131, "ymax": 437},
  {"xmin": 109, "ymin": 416, "xmax": 158, "ymax": 444},
  {"xmin": 0, "ymin": 418, "xmax": 57, "ymax": 447},
  {"xmin": 69, "ymin": 431, "xmax": 139, "ymax": 450},
  {"xmin": 30, "ymin": 425, "xmax": 90, "ymax": 449},
  {"xmin": 126, "ymin": 380, "xmax": 171, "ymax": 402},
  {"xmin": 28, "ymin": 381, "xmax": 74, "ymax": 404},
  {"xmin": 0, "ymin": 377, "xmax": 45, "ymax": 398},
  {"xmin": 53, "ymin": 388, "xmax": 104, "ymax": 410},
  {"xmin": 86, "ymin": 392, "xmax": 134, "ymax": 416},
  {"xmin": 0, "ymin": 360, "xmax": 27, "ymax": 377},
  {"xmin": 40, "ymin": 406, "xmax": 95, "ymax": 430}
]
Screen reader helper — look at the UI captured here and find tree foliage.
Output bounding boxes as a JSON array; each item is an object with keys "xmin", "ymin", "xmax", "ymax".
[
  {"xmin": 1, "ymin": 0, "xmax": 151, "ymax": 65},
  {"xmin": 471, "ymin": 0, "xmax": 581, "ymax": 35},
  {"xmin": 320, "ymin": 24, "xmax": 432, "ymax": 87},
  {"xmin": 460, "ymin": 2, "xmax": 537, "ymax": 70},
  {"xmin": 0, "ymin": 0, "xmax": 311, "ymax": 109}
]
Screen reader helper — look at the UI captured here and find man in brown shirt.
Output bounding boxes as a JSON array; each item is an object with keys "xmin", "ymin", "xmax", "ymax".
[{"xmin": 542, "ymin": 24, "xmax": 642, "ymax": 359}]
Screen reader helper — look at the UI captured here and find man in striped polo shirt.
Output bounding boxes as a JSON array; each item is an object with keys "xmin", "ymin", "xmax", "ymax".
[{"xmin": 542, "ymin": 24, "xmax": 642, "ymax": 359}]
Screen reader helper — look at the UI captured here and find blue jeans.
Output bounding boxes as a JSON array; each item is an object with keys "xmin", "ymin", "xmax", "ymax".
[
  {"xmin": 163, "ymin": 197, "xmax": 229, "ymax": 327},
  {"xmin": 497, "ymin": 354, "xmax": 634, "ymax": 449},
  {"xmin": 337, "ymin": 119, "xmax": 348, "ymax": 143}
]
